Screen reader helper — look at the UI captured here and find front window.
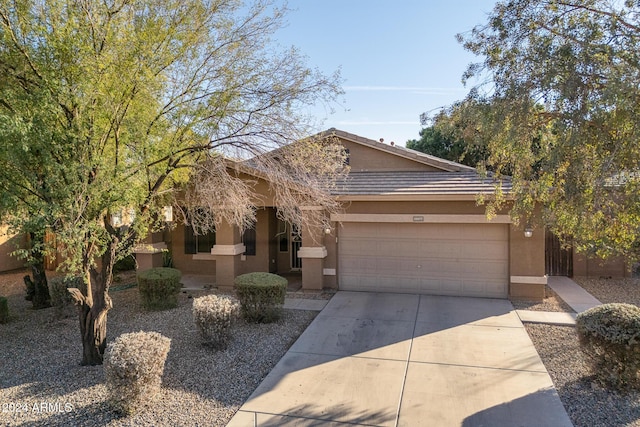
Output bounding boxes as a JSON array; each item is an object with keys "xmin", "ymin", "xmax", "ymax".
[{"xmin": 184, "ymin": 225, "xmax": 216, "ymax": 254}]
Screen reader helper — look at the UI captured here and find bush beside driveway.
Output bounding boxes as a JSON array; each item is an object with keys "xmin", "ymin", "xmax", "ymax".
[{"xmin": 524, "ymin": 277, "xmax": 640, "ymax": 427}]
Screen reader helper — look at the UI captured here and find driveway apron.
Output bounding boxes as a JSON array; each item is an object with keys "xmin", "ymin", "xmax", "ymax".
[{"xmin": 227, "ymin": 291, "xmax": 573, "ymax": 427}]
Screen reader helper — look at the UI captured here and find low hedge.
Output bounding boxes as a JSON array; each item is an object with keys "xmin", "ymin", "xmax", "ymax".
[
  {"xmin": 137, "ymin": 268, "xmax": 182, "ymax": 310},
  {"xmin": 234, "ymin": 272, "xmax": 287, "ymax": 323},
  {"xmin": 0, "ymin": 296, "xmax": 8, "ymax": 324},
  {"xmin": 576, "ymin": 303, "xmax": 640, "ymax": 390}
]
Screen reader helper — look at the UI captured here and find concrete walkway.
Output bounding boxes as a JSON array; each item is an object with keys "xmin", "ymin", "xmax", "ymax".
[
  {"xmin": 547, "ymin": 276, "xmax": 602, "ymax": 313},
  {"xmin": 516, "ymin": 309, "xmax": 577, "ymax": 325},
  {"xmin": 514, "ymin": 276, "xmax": 603, "ymax": 326},
  {"xmin": 227, "ymin": 292, "xmax": 573, "ymax": 427}
]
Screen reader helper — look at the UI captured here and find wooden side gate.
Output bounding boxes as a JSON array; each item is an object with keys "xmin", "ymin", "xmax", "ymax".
[{"xmin": 545, "ymin": 230, "xmax": 573, "ymax": 276}]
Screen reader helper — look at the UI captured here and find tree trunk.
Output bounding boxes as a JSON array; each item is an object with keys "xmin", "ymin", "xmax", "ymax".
[
  {"xmin": 75, "ymin": 287, "xmax": 111, "ymax": 365},
  {"xmin": 69, "ymin": 234, "xmax": 117, "ymax": 366},
  {"xmin": 23, "ymin": 244, "xmax": 51, "ymax": 310}
]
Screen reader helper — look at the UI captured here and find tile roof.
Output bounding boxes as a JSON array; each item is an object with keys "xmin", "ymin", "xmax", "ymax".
[{"xmin": 334, "ymin": 171, "xmax": 511, "ymax": 199}]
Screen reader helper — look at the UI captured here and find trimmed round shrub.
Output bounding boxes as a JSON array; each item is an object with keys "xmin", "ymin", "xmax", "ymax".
[
  {"xmin": 104, "ymin": 331, "xmax": 171, "ymax": 415},
  {"xmin": 192, "ymin": 294, "xmax": 240, "ymax": 349},
  {"xmin": 0, "ymin": 296, "xmax": 9, "ymax": 324},
  {"xmin": 49, "ymin": 276, "xmax": 84, "ymax": 317},
  {"xmin": 137, "ymin": 267, "xmax": 182, "ymax": 310},
  {"xmin": 576, "ymin": 303, "xmax": 640, "ymax": 389},
  {"xmin": 234, "ymin": 272, "xmax": 287, "ymax": 323}
]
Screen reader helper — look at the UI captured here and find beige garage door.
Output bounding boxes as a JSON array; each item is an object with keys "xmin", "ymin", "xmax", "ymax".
[{"xmin": 339, "ymin": 222, "xmax": 509, "ymax": 298}]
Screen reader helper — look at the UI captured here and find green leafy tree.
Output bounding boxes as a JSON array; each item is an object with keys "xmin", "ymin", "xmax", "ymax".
[
  {"xmin": 406, "ymin": 125, "xmax": 487, "ymax": 167},
  {"xmin": 0, "ymin": 0, "xmax": 343, "ymax": 365},
  {"xmin": 434, "ymin": 0, "xmax": 640, "ymax": 262}
]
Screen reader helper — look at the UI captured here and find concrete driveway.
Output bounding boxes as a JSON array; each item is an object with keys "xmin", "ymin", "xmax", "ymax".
[{"xmin": 227, "ymin": 291, "xmax": 573, "ymax": 427}]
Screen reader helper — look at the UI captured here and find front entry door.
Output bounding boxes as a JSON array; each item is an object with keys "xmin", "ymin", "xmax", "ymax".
[{"xmin": 291, "ymin": 230, "xmax": 302, "ymax": 270}]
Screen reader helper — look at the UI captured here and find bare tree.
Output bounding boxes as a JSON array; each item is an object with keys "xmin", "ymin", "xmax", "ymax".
[{"xmin": 183, "ymin": 134, "xmax": 349, "ymax": 239}]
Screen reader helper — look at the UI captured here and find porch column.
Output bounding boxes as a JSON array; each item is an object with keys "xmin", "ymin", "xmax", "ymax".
[
  {"xmin": 211, "ymin": 220, "xmax": 245, "ymax": 288},
  {"xmin": 298, "ymin": 206, "xmax": 327, "ymax": 290}
]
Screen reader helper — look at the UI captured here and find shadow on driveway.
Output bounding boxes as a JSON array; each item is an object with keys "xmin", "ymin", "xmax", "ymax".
[{"xmin": 228, "ymin": 291, "xmax": 573, "ymax": 427}]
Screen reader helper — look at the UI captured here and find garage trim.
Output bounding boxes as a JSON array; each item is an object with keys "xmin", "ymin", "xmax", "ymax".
[{"xmin": 331, "ymin": 213, "xmax": 512, "ymax": 224}]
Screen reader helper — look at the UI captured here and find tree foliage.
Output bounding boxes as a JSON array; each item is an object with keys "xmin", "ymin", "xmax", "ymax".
[
  {"xmin": 0, "ymin": 0, "xmax": 343, "ymax": 364},
  {"xmin": 432, "ymin": 0, "xmax": 640, "ymax": 262},
  {"xmin": 406, "ymin": 125, "xmax": 487, "ymax": 167}
]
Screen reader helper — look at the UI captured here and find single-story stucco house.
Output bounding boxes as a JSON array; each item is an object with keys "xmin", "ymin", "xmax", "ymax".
[
  {"xmin": 139, "ymin": 128, "xmax": 620, "ymax": 300},
  {"xmin": 3, "ymin": 129, "xmax": 634, "ymax": 293}
]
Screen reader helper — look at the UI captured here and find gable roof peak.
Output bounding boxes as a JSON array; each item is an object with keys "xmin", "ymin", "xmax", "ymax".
[{"xmin": 320, "ymin": 128, "xmax": 476, "ymax": 173}]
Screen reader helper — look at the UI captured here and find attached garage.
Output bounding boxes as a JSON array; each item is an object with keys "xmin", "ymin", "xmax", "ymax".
[{"xmin": 338, "ymin": 222, "xmax": 509, "ymax": 298}]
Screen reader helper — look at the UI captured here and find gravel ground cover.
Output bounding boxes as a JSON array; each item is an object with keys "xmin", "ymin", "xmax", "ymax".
[
  {"xmin": 573, "ymin": 276, "xmax": 640, "ymax": 305},
  {"xmin": 0, "ymin": 269, "xmax": 317, "ymax": 426},
  {"xmin": 524, "ymin": 276, "xmax": 640, "ymax": 427},
  {"xmin": 510, "ymin": 285, "xmax": 574, "ymax": 312},
  {"xmin": 527, "ymin": 324, "xmax": 640, "ymax": 427},
  {"xmin": 4, "ymin": 268, "xmax": 640, "ymax": 427}
]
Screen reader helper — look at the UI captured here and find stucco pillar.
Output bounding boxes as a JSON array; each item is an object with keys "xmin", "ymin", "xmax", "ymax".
[
  {"xmin": 509, "ymin": 223, "xmax": 547, "ymax": 300},
  {"xmin": 134, "ymin": 232, "xmax": 167, "ymax": 271},
  {"xmin": 298, "ymin": 206, "xmax": 327, "ymax": 290},
  {"xmin": 212, "ymin": 220, "xmax": 245, "ymax": 288}
]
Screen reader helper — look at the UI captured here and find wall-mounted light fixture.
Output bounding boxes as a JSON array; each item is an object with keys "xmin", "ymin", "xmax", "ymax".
[
  {"xmin": 524, "ymin": 227, "xmax": 533, "ymax": 238},
  {"xmin": 163, "ymin": 206, "xmax": 173, "ymax": 222},
  {"xmin": 324, "ymin": 227, "xmax": 332, "ymax": 235}
]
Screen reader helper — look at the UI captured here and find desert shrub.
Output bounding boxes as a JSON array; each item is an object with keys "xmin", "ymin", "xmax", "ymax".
[
  {"xmin": 162, "ymin": 250, "xmax": 174, "ymax": 268},
  {"xmin": 192, "ymin": 294, "xmax": 240, "ymax": 349},
  {"xmin": 137, "ymin": 267, "xmax": 182, "ymax": 310},
  {"xmin": 234, "ymin": 272, "xmax": 287, "ymax": 323},
  {"xmin": 0, "ymin": 297, "xmax": 9, "ymax": 324},
  {"xmin": 49, "ymin": 276, "xmax": 84, "ymax": 317},
  {"xmin": 104, "ymin": 331, "xmax": 171, "ymax": 415},
  {"xmin": 576, "ymin": 303, "xmax": 640, "ymax": 389}
]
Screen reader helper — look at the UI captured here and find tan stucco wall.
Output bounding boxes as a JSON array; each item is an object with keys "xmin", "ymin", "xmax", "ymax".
[
  {"xmin": 276, "ymin": 241, "xmax": 291, "ymax": 273},
  {"xmin": 345, "ymin": 201, "xmax": 488, "ymax": 215},
  {"xmin": 573, "ymin": 253, "xmax": 631, "ymax": 278},
  {"xmin": 240, "ymin": 208, "xmax": 271, "ymax": 274},
  {"xmin": 509, "ymin": 224, "xmax": 546, "ymax": 300},
  {"xmin": 0, "ymin": 225, "xmax": 26, "ymax": 272},
  {"xmin": 509, "ymin": 224, "xmax": 546, "ymax": 277},
  {"xmin": 323, "ymin": 229, "xmax": 338, "ymax": 289},
  {"xmin": 340, "ymin": 139, "xmax": 440, "ymax": 172}
]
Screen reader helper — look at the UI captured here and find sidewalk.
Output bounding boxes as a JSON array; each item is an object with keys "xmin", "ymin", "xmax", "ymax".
[{"xmin": 515, "ymin": 276, "xmax": 603, "ymax": 326}]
